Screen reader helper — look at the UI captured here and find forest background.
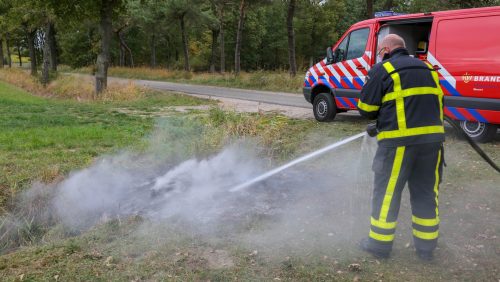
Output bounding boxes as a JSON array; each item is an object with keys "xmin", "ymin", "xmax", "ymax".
[{"xmin": 0, "ymin": 0, "xmax": 499, "ymax": 93}]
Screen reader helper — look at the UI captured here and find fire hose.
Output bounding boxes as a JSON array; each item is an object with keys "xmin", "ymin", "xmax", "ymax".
[
  {"xmin": 443, "ymin": 117, "xmax": 500, "ymax": 173},
  {"xmin": 230, "ymin": 120, "xmax": 499, "ymax": 193},
  {"xmin": 367, "ymin": 119, "xmax": 500, "ymax": 173}
]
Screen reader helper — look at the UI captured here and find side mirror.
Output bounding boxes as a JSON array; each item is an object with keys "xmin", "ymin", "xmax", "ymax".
[
  {"xmin": 326, "ymin": 47, "xmax": 335, "ymax": 64},
  {"xmin": 334, "ymin": 48, "xmax": 345, "ymax": 62}
]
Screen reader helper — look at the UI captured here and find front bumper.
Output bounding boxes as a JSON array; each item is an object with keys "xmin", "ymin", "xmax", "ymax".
[{"xmin": 303, "ymin": 87, "xmax": 312, "ymax": 103}]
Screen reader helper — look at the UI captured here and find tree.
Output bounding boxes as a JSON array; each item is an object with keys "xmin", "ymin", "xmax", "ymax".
[
  {"xmin": 165, "ymin": 0, "xmax": 192, "ymax": 71},
  {"xmin": 450, "ymin": 0, "xmax": 500, "ymax": 8},
  {"xmin": 211, "ymin": 0, "xmax": 229, "ymax": 73},
  {"xmin": 205, "ymin": 2, "xmax": 220, "ymax": 73},
  {"xmin": 95, "ymin": 0, "xmax": 122, "ymax": 93},
  {"xmin": 286, "ymin": 0, "xmax": 296, "ymax": 76},
  {"xmin": 3, "ymin": 0, "xmax": 59, "ymax": 77},
  {"xmin": 165, "ymin": 0, "xmax": 206, "ymax": 72},
  {"xmin": 0, "ymin": 37, "xmax": 4, "ymax": 68},
  {"xmin": 40, "ymin": 14, "xmax": 57, "ymax": 85},
  {"xmin": 115, "ymin": 23, "xmax": 134, "ymax": 67},
  {"xmin": 51, "ymin": 0, "xmax": 125, "ymax": 93},
  {"xmin": 42, "ymin": 22, "xmax": 51, "ymax": 85},
  {"xmin": 127, "ymin": 0, "xmax": 166, "ymax": 68},
  {"xmin": 366, "ymin": 0, "xmax": 373, "ymax": 18},
  {"xmin": 0, "ymin": 0, "xmax": 10, "ymax": 68},
  {"xmin": 5, "ymin": 0, "xmax": 43, "ymax": 76},
  {"xmin": 26, "ymin": 28, "xmax": 37, "ymax": 76},
  {"xmin": 48, "ymin": 22, "xmax": 57, "ymax": 71},
  {"xmin": 234, "ymin": 0, "xmax": 247, "ymax": 75},
  {"xmin": 5, "ymin": 33, "xmax": 12, "ymax": 68}
]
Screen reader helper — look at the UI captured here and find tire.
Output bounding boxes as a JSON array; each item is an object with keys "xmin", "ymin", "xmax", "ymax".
[
  {"xmin": 459, "ymin": 120, "xmax": 498, "ymax": 143},
  {"xmin": 313, "ymin": 93, "xmax": 337, "ymax": 122}
]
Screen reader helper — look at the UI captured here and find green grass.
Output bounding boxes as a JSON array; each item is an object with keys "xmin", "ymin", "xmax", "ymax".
[
  {"xmin": 0, "ymin": 81, "xmax": 215, "ymax": 210},
  {"xmin": 0, "ymin": 80, "xmax": 499, "ymax": 281},
  {"xmin": 8, "ymin": 55, "xmax": 30, "ymax": 64}
]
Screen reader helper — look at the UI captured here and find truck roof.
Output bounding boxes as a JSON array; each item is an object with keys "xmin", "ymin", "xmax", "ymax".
[{"xmin": 351, "ymin": 5, "xmax": 500, "ymax": 28}]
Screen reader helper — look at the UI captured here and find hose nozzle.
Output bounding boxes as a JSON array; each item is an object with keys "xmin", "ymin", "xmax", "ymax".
[{"xmin": 366, "ymin": 123, "xmax": 378, "ymax": 137}]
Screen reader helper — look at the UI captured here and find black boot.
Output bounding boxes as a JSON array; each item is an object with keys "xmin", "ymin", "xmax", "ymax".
[
  {"xmin": 359, "ymin": 238, "xmax": 390, "ymax": 259},
  {"xmin": 416, "ymin": 249, "xmax": 434, "ymax": 261}
]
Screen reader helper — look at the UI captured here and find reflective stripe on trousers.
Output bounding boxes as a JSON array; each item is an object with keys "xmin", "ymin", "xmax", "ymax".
[{"xmin": 368, "ymin": 143, "xmax": 443, "ymax": 252}]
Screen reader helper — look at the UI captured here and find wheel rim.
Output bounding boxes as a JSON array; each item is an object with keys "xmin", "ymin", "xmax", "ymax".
[
  {"xmin": 317, "ymin": 100, "xmax": 328, "ymax": 118},
  {"xmin": 460, "ymin": 120, "xmax": 486, "ymax": 138}
]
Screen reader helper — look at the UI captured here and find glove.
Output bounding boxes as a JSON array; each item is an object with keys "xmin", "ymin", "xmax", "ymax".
[{"xmin": 366, "ymin": 123, "xmax": 378, "ymax": 137}]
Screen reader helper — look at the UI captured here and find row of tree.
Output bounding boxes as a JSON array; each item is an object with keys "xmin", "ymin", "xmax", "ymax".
[{"xmin": 0, "ymin": 0, "xmax": 498, "ymax": 93}]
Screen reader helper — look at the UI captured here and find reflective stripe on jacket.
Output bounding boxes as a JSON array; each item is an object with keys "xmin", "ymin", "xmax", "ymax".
[{"xmin": 357, "ymin": 48, "xmax": 445, "ymax": 147}]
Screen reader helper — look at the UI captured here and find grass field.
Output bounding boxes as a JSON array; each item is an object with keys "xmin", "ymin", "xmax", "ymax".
[
  {"xmin": 65, "ymin": 66, "xmax": 306, "ymax": 93},
  {"xmin": 0, "ymin": 78, "xmax": 499, "ymax": 281},
  {"xmin": 0, "ymin": 81, "xmax": 216, "ymax": 210},
  {"xmin": 5, "ymin": 55, "xmax": 30, "ymax": 65}
]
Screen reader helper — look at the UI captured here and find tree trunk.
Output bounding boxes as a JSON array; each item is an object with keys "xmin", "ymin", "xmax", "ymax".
[
  {"xmin": 17, "ymin": 41, "xmax": 22, "ymax": 67},
  {"xmin": 274, "ymin": 47, "xmax": 278, "ymax": 70},
  {"xmin": 150, "ymin": 33, "xmax": 156, "ymax": 68},
  {"xmin": 42, "ymin": 23, "xmax": 51, "ymax": 86},
  {"xmin": 0, "ymin": 37, "xmax": 4, "ymax": 68},
  {"xmin": 119, "ymin": 43, "xmax": 124, "ymax": 66},
  {"xmin": 27, "ymin": 30, "xmax": 37, "ymax": 76},
  {"xmin": 209, "ymin": 29, "xmax": 219, "ymax": 73},
  {"xmin": 122, "ymin": 34, "xmax": 134, "ymax": 67},
  {"xmin": 48, "ymin": 22, "xmax": 57, "ymax": 71},
  {"xmin": 287, "ymin": 0, "xmax": 297, "ymax": 77},
  {"xmin": 165, "ymin": 35, "xmax": 171, "ymax": 69},
  {"xmin": 366, "ymin": 0, "xmax": 373, "ymax": 19},
  {"xmin": 115, "ymin": 25, "xmax": 134, "ymax": 67},
  {"xmin": 6, "ymin": 33, "xmax": 12, "ymax": 68},
  {"xmin": 234, "ymin": 0, "xmax": 247, "ymax": 75},
  {"xmin": 383, "ymin": 0, "xmax": 394, "ymax": 10},
  {"xmin": 180, "ymin": 14, "xmax": 190, "ymax": 71},
  {"xmin": 95, "ymin": 0, "xmax": 114, "ymax": 94},
  {"xmin": 218, "ymin": 4, "xmax": 225, "ymax": 73}
]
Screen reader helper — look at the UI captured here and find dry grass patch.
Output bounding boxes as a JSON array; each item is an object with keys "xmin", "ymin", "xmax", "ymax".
[
  {"xmin": 48, "ymin": 75, "xmax": 145, "ymax": 101},
  {"xmin": 0, "ymin": 69, "xmax": 145, "ymax": 101},
  {"xmin": 69, "ymin": 66, "xmax": 305, "ymax": 93},
  {"xmin": 0, "ymin": 68, "xmax": 48, "ymax": 96}
]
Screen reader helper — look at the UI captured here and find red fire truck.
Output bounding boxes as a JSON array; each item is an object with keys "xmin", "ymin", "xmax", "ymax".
[{"xmin": 303, "ymin": 6, "xmax": 500, "ymax": 142}]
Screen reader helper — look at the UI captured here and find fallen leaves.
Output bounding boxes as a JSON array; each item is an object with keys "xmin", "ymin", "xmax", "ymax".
[
  {"xmin": 104, "ymin": 256, "xmax": 114, "ymax": 267},
  {"xmin": 348, "ymin": 263, "xmax": 361, "ymax": 272}
]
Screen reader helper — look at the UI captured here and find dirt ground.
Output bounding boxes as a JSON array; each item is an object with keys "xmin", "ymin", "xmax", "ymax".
[
  {"xmin": 1, "ymin": 88, "xmax": 498, "ymax": 281},
  {"xmin": 190, "ymin": 94, "xmax": 314, "ymax": 119}
]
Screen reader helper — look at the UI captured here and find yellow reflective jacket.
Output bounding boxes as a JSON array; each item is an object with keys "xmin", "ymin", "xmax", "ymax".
[{"xmin": 357, "ymin": 48, "xmax": 445, "ymax": 147}]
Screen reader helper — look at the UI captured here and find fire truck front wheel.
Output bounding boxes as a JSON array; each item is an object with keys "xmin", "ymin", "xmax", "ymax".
[
  {"xmin": 313, "ymin": 93, "xmax": 337, "ymax": 122},
  {"xmin": 459, "ymin": 120, "xmax": 498, "ymax": 143}
]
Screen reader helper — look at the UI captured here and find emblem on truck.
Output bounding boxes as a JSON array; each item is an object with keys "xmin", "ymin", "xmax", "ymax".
[{"xmin": 462, "ymin": 72, "xmax": 472, "ymax": 84}]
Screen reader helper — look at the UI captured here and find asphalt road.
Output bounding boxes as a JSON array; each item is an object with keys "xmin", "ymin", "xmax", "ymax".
[{"xmin": 106, "ymin": 76, "xmax": 312, "ymax": 109}]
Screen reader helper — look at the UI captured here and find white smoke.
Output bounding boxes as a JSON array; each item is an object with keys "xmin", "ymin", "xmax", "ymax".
[
  {"xmin": 52, "ymin": 144, "xmax": 266, "ymax": 230},
  {"xmin": 3, "ymin": 116, "xmax": 378, "ymax": 257}
]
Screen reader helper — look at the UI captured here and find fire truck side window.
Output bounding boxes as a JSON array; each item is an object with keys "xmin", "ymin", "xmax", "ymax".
[
  {"xmin": 335, "ymin": 35, "xmax": 349, "ymax": 62},
  {"xmin": 346, "ymin": 28, "xmax": 369, "ymax": 60}
]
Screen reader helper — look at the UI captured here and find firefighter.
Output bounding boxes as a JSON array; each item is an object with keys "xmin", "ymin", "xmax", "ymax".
[{"xmin": 357, "ymin": 34, "xmax": 444, "ymax": 261}]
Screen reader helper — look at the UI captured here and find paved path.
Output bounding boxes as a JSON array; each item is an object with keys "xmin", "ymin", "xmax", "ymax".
[{"xmin": 105, "ymin": 76, "xmax": 312, "ymax": 109}]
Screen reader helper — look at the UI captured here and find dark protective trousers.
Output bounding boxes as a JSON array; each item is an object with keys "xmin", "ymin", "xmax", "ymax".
[{"xmin": 368, "ymin": 142, "xmax": 443, "ymax": 253}]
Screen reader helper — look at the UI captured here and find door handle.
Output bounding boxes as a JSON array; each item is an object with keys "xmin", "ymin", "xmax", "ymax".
[
  {"xmin": 433, "ymin": 65, "xmax": 441, "ymax": 71},
  {"xmin": 356, "ymin": 65, "xmax": 365, "ymax": 70}
]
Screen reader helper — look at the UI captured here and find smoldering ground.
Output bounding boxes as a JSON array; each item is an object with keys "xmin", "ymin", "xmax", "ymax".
[
  {"xmin": 51, "ymin": 123, "xmax": 378, "ymax": 249},
  {"xmin": 2, "ymin": 117, "xmax": 499, "ymax": 280},
  {"xmin": 0, "ymin": 117, "xmax": 378, "ymax": 256}
]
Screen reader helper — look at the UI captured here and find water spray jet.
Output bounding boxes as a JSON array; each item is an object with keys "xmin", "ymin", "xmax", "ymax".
[{"xmin": 229, "ymin": 132, "xmax": 367, "ymax": 192}]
